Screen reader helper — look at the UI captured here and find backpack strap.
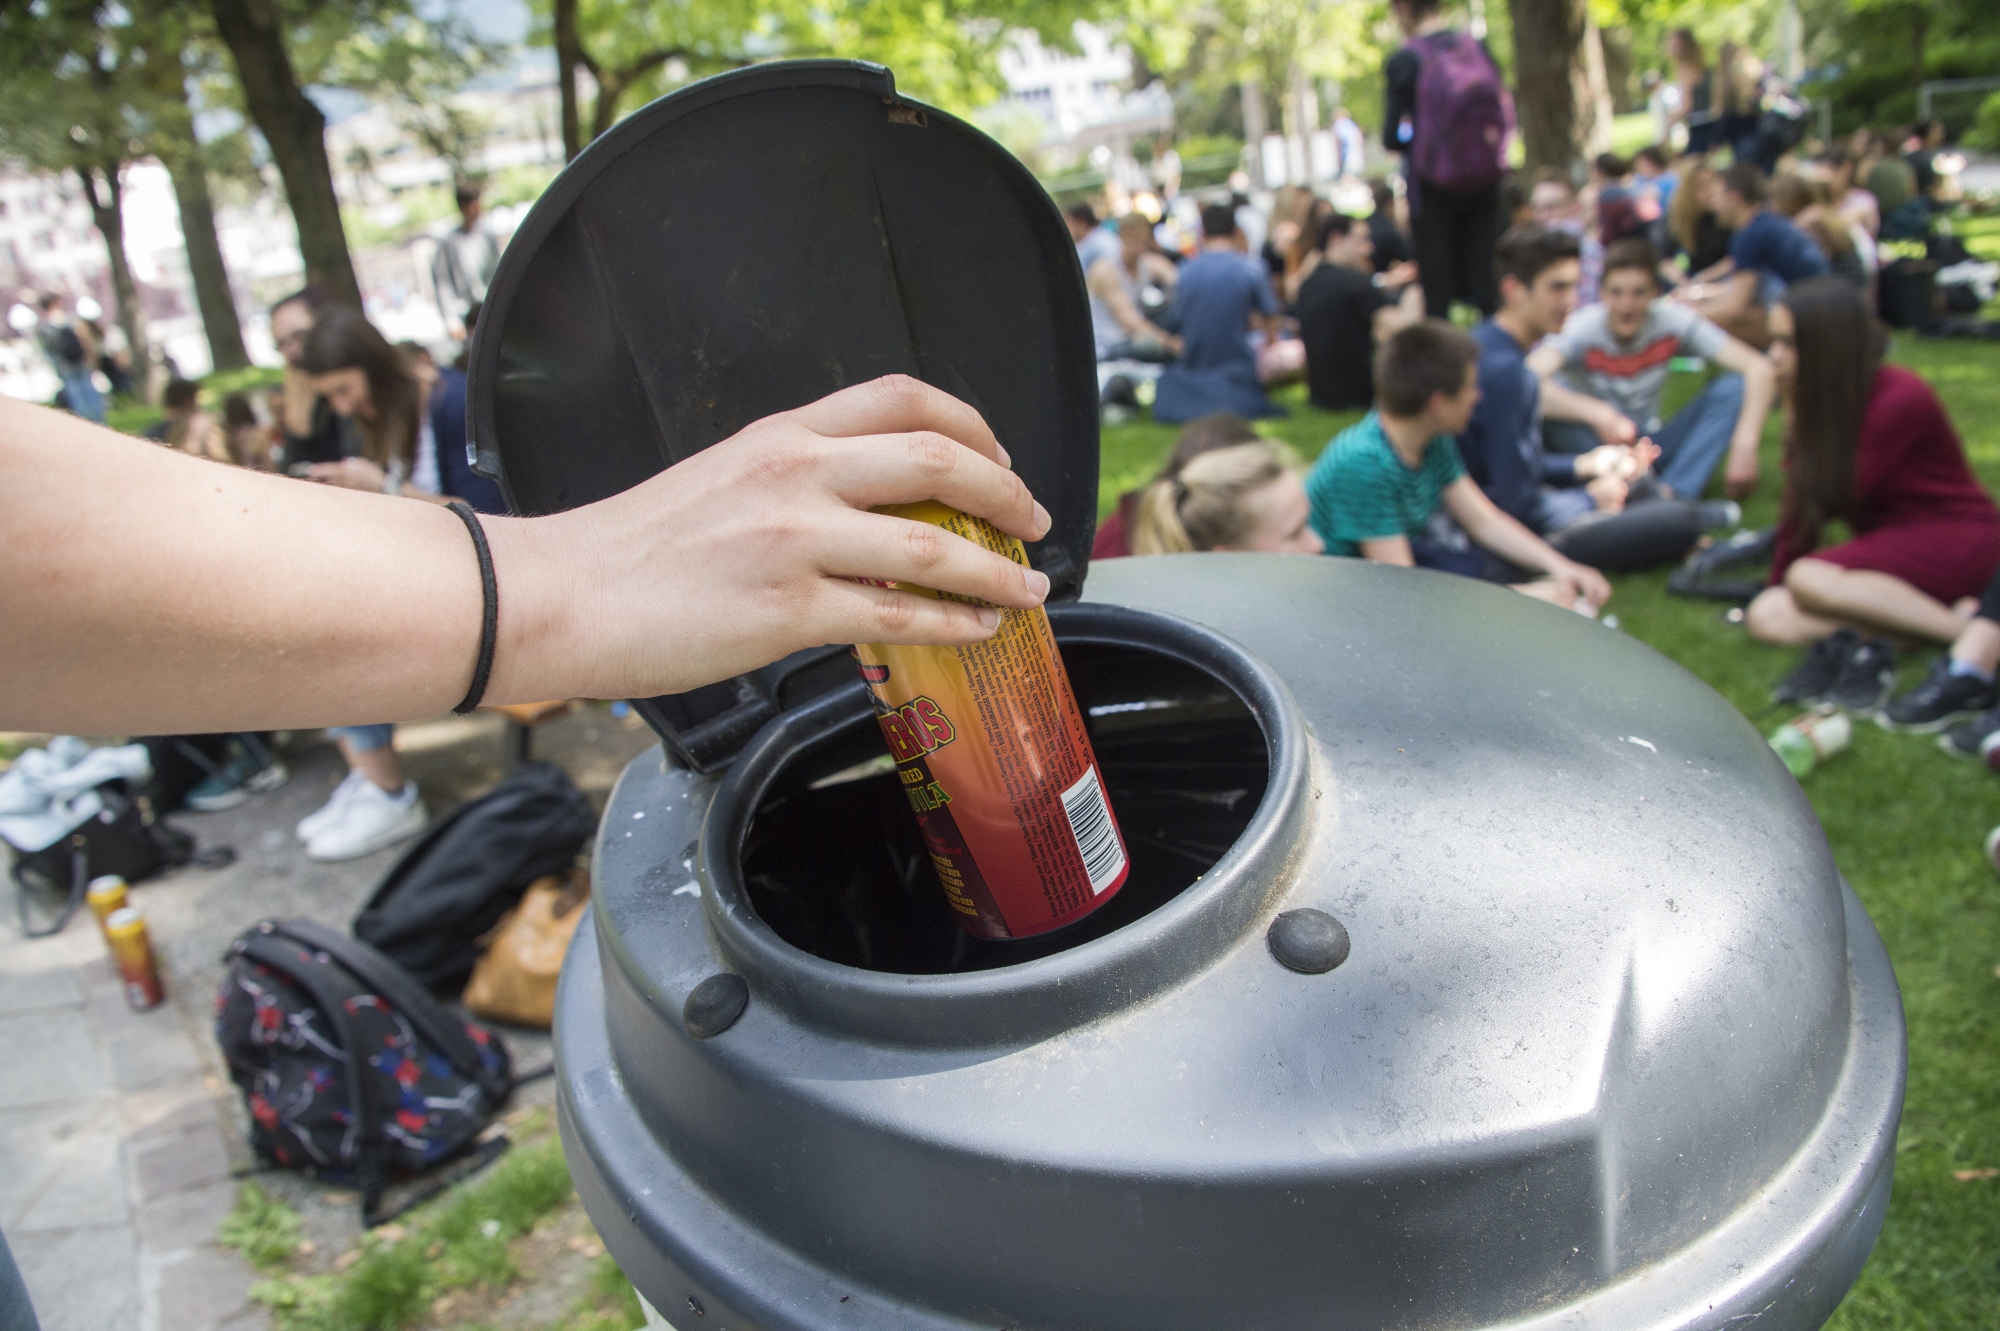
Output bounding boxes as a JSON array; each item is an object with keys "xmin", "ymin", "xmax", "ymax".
[
  {"xmin": 236, "ymin": 928, "xmax": 391, "ymax": 1226},
  {"xmin": 13, "ymin": 840, "xmax": 90, "ymax": 939},
  {"xmin": 270, "ymin": 919, "xmax": 509, "ymax": 1104}
]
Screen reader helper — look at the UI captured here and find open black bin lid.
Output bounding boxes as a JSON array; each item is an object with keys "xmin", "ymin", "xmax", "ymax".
[{"xmin": 465, "ymin": 61, "xmax": 1100, "ymax": 771}]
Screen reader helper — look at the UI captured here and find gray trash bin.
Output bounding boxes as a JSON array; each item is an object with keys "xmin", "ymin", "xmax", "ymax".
[{"xmin": 467, "ymin": 61, "xmax": 1906, "ymax": 1331}]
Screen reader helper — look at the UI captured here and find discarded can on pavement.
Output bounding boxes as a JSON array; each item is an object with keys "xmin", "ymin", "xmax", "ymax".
[
  {"xmin": 85, "ymin": 875, "xmax": 129, "ymax": 938},
  {"xmin": 104, "ymin": 906, "xmax": 165, "ymax": 1010},
  {"xmin": 1770, "ymin": 706, "xmax": 1852, "ymax": 779},
  {"xmin": 854, "ymin": 500, "xmax": 1128, "ymax": 940}
]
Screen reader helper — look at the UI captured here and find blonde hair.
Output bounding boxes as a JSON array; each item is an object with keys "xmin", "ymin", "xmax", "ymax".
[{"xmin": 1131, "ymin": 440, "xmax": 1301, "ymax": 554}]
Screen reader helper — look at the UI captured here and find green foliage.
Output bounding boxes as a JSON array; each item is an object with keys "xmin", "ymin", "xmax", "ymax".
[
  {"xmin": 250, "ymin": 1135, "xmax": 577, "ymax": 1331},
  {"xmin": 549, "ymin": 1257, "xmax": 647, "ymax": 1331},
  {"xmin": 1964, "ymin": 91, "xmax": 2000, "ymax": 152},
  {"xmin": 218, "ymin": 1184, "xmax": 306, "ymax": 1272}
]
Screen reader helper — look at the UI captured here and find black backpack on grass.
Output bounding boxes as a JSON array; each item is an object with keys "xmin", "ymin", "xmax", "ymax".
[
  {"xmin": 353, "ymin": 762, "xmax": 598, "ymax": 992},
  {"xmin": 216, "ymin": 919, "xmax": 513, "ymax": 1226}
]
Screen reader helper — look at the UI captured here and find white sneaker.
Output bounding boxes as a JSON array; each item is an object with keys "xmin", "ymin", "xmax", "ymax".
[
  {"xmin": 305, "ymin": 781, "xmax": 429, "ymax": 862},
  {"xmin": 295, "ymin": 769, "xmax": 368, "ymax": 843}
]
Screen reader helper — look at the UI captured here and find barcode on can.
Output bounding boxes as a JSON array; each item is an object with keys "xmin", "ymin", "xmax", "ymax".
[{"xmin": 1060, "ymin": 765, "xmax": 1126, "ymax": 895}]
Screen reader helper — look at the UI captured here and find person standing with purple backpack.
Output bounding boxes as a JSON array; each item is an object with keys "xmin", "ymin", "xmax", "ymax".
[{"xmin": 1382, "ymin": 0, "xmax": 1516, "ymax": 319}]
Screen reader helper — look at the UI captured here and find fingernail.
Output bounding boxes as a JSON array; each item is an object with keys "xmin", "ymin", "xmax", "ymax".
[
  {"xmin": 976, "ymin": 607, "xmax": 1001, "ymax": 632},
  {"xmin": 995, "ymin": 441, "xmax": 1012, "ymax": 469},
  {"xmin": 1026, "ymin": 569, "xmax": 1050, "ymax": 601},
  {"xmin": 1032, "ymin": 501, "xmax": 1052, "ymax": 535}
]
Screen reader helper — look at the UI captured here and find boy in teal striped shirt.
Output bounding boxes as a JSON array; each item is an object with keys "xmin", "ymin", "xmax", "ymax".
[{"xmin": 1304, "ymin": 320, "xmax": 1611, "ymax": 610}]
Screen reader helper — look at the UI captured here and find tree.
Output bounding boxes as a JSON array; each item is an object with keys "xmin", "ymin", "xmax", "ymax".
[
  {"xmin": 0, "ymin": 8, "xmax": 154, "ymax": 394},
  {"xmin": 207, "ymin": 0, "xmax": 362, "ymax": 308},
  {"xmin": 537, "ymin": 0, "xmax": 1127, "ymax": 161},
  {"xmin": 1508, "ymin": 0, "xmax": 1612, "ymax": 169}
]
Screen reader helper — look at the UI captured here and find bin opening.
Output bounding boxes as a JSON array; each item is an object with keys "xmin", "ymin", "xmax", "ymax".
[{"xmin": 738, "ymin": 638, "xmax": 1270, "ymax": 975}]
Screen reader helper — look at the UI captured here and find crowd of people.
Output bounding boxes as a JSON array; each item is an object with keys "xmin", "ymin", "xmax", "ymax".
[{"xmin": 1078, "ymin": 0, "xmax": 2000, "ymax": 793}]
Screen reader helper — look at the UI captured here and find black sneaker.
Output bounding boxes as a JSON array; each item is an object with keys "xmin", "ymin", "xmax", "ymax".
[
  {"xmin": 1940, "ymin": 707, "xmax": 2000, "ymax": 759},
  {"xmin": 1827, "ymin": 638, "xmax": 1898, "ymax": 712},
  {"xmin": 1878, "ymin": 657, "xmax": 2000, "ymax": 732},
  {"xmin": 1774, "ymin": 630, "xmax": 1858, "ymax": 706}
]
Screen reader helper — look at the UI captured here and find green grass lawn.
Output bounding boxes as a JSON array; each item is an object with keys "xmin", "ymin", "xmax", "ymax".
[{"xmin": 1102, "ymin": 337, "xmax": 2000, "ymax": 1328}]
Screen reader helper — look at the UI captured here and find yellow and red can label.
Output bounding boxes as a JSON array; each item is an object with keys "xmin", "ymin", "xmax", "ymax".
[{"xmin": 855, "ymin": 502, "xmax": 1128, "ymax": 940}]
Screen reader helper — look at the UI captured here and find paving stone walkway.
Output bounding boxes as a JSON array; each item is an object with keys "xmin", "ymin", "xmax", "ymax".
[{"xmin": 0, "ymin": 709, "xmax": 654, "ymax": 1331}]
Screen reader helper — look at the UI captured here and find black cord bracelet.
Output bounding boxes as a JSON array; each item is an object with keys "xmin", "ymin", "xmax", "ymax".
[{"xmin": 447, "ymin": 501, "xmax": 498, "ymax": 715}]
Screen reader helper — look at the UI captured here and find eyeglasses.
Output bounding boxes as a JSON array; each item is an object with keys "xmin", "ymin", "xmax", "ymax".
[{"xmin": 276, "ymin": 330, "xmax": 307, "ymax": 348}]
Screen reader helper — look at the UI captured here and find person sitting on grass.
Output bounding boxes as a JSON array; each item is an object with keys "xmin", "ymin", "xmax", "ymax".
[
  {"xmin": 1750, "ymin": 276, "xmax": 2000, "ymax": 710},
  {"xmin": 1088, "ymin": 214, "xmax": 1182, "ymax": 364},
  {"xmin": 1094, "ymin": 412, "xmax": 1262, "ymax": 559},
  {"xmin": 1680, "ymin": 162, "xmax": 1828, "ymax": 348},
  {"xmin": 1130, "ymin": 439, "xmax": 1324, "ymax": 555},
  {"xmin": 1293, "ymin": 212, "xmax": 1422, "ymax": 412},
  {"xmin": 150, "ymin": 378, "xmax": 232, "ymax": 463},
  {"xmin": 1304, "ymin": 319, "xmax": 1612, "ymax": 611},
  {"xmin": 1458, "ymin": 226, "xmax": 1722, "ymax": 575},
  {"xmin": 1535, "ymin": 236, "xmax": 1775, "ymax": 502},
  {"xmin": 1152, "ymin": 202, "xmax": 1284, "ymax": 424},
  {"xmin": 1879, "ymin": 564, "xmax": 2000, "ymax": 753}
]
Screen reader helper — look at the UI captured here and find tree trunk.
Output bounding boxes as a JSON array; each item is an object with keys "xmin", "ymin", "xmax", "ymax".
[
  {"xmin": 208, "ymin": 0, "xmax": 361, "ymax": 309},
  {"xmin": 1507, "ymin": 0, "xmax": 1590, "ymax": 172},
  {"xmin": 1580, "ymin": 14, "xmax": 1614, "ymax": 157},
  {"xmin": 78, "ymin": 163, "xmax": 151, "ymax": 401},
  {"xmin": 554, "ymin": 0, "xmax": 586, "ymax": 160},
  {"xmin": 166, "ymin": 154, "xmax": 250, "ymax": 373}
]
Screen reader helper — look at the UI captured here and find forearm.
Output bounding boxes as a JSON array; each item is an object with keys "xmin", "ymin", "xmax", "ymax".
[
  {"xmin": 0, "ymin": 398, "xmax": 553, "ymax": 733},
  {"xmin": 1732, "ymin": 360, "xmax": 1775, "ymax": 453},
  {"xmin": 1539, "ymin": 378, "xmax": 1612, "ymax": 428},
  {"xmin": 1460, "ymin": 500, "xmax": 1564, "ymax": 576}
]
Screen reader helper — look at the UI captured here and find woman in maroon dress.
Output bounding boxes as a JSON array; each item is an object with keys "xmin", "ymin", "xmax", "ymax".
[{"xmin": 1746, "ymin": 276, "xmax": 2000, "ymax": 647}]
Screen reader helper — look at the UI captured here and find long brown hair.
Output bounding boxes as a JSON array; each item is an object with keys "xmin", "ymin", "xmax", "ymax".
[
  {"xmin": 1780, "ymin": 276, "xmax": 1887, "ymax": 553},
  {"xmin": 297, "ymin": 307, "xmax": 422, "ymax": 469}
]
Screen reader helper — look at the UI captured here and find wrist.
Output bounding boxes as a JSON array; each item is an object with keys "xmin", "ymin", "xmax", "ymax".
[{"xmin": 480, "ymin": 512, "xmax": 589, "ymax": 705}]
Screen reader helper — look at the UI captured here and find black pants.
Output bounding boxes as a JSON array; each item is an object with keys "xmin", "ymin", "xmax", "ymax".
[
  {"xmin": 1549, "ymin": 493, "xmax": 1706, "ymax": 574},
  {"xmin": 1411, "ymin": 180, "xmax": 1500, "ymax": 319},
  {"xmin": 1977, "ymin": 564, "xmax": 2000, "ymax": 624}
]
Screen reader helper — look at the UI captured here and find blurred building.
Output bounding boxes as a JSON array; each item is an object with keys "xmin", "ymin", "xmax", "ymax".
[{"xmin": 995, "ymin": 23, "xmax": 1173, "ymax": 153}]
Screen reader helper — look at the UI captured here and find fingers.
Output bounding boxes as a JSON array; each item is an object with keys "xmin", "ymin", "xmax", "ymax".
[
  {"xmin": 780, "ymin": 376, "xmax": 1008, "ymax": 468},
  {"xmin": 813, "ymin": 578, "xmax": 1004, "ymax": 647},
  {"xmin": 820, "ymin": 510, "xmax": 1050, "ymax": 609},
  {"xmin": 818, "ymin": 432, "xmax": 1050, "ymax": 542}
]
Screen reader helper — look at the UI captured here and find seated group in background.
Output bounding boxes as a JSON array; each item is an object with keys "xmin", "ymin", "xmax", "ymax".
[
  {"xmin": 1535, "ymin": 235, "xmax": 1774, "ymax": 505},
  {"xmin": 1456, "ymin": 227, "xmax": 1725, "ymax": 576},
  {"xmin": 1088, "ymin": 214, "xmax": 1181, "ymax": 363},
  {"xmin": 1302, "ymin": 319, "xmax": 1610, "ymax": 611},
  {"xmin": 1750, "ymin": 277, "xmax": 2000, "ymax": 672},
  {"xmin": 1153, "ymin": 203, "xmax": 1286, "ymax": 424},
  {"xmin": 1292, "ymin": 212, "xmax": 1422, "ymax": 412},
  {"xmin": 1130, "ymin": 439, "xmax": 1323, "ymax": 555},
  {"xmin": 1683, "ymin": 162, "xmax": 1828, "ymax": 348}
]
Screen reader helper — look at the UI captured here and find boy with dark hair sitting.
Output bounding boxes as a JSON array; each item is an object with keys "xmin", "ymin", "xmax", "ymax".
[
  {"xmin": 1304, "ymin": 319, "xmax": 1611, "ymax": 610},
  {"xmin": 1535, "ymin": 236, "xmax": 1774, "ymax": 500},
  {"xmin": 1458, "ymin": 225, "xmax": 1726, "ymax": 573},
  {"xmin": 1293, "ymin": 212, "xmax": 1423, "ymax": 411}
]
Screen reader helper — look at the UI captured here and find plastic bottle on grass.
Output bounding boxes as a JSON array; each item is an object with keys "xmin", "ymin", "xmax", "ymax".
[{"xmin": 1769, "ymin": 706, "xmax": 1851, "ymax": 779}]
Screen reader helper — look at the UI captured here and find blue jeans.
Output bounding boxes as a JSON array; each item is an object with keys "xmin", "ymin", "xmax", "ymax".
[
  {"xmin": 59, "ymin": 368, "xmax": 104, "ymax": 423},
  {"xmin": 329, "ymin": 724, "xmax": 395, "ymax": 752},
  {"xmin": 1544, "ymin": 373, "xmax": 1744, "ymax": 500}
]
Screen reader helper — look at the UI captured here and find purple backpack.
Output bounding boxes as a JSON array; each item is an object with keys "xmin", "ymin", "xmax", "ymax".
[{"xmin": 1409, "ymin": 30, "xmax": 1514, "ymax": 193}]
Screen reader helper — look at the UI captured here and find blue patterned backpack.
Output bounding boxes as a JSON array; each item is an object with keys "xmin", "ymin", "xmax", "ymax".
[{"xmin": 216, "ymin": 918, "xmax": 514, "ymax": 1225}]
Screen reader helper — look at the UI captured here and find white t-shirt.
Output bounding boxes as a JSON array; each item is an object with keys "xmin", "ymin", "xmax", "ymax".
[{"xmin": 1549, "ymin": 300, "xmax": 1730, "ymax": 434}]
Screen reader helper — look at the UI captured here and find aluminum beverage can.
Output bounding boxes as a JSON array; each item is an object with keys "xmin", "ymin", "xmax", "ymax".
[
  {"xmin": 85, "ymin": 875, "xmax": 129, "ymax": 936},
  {"xmin": 104, "ymin": 906, "xmax": 165, "ymax": 1010},
  {"xmin": 854, "ymin": 501, "xmax": 1129, "ymax": 940}
]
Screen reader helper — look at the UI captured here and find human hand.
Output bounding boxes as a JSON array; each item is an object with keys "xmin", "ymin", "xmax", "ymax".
[
  {"xmin": 1593, "ymin": 409, "xmax": 1638, "ymax": 447},
  {"xmin": 1724, "ymin": 449, "xmax": 1760, "ymax": 498},
  {"xmin": 1585, "ymin": 473, "xmax": 1629, "ymax": 513},
  {"xmin": 494, "ymin": 376, "xmax": 1054, "ymax": 703},
  {"xmin": 1554, "ymin": 560, "xmax": 1612, "ymax": 610},
  {"xmin": 1575, "ymin": 444, "xmax": 1628, "ymax": 480},
  {"xmin": 305, "ymin": 458, "xmax": 389, "ymax": 492},
  {"xmin": 1382, "ymin": 261, "xmax": 1419, "ymax": 288}
]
